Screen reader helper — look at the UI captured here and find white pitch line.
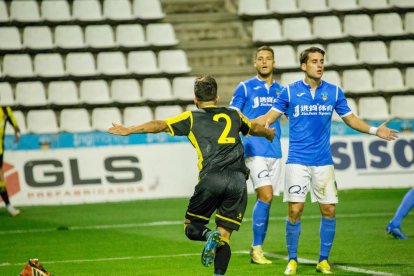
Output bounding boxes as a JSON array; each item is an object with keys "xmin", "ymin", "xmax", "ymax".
[
  {"xmin": 0, "ymin": 251, "xmax": 398, "ymax": 275},
  {"xmin": 0, "ymin": 212, "xmax": 393, "ymax": 235}
]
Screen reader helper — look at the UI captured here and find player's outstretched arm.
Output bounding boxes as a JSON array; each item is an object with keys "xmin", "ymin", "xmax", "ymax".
[
  {"xmin": 249, "ymin": 120, "xmax": 276, "ymax": 142},
  {"xmin": 342, "ymin": 114, "xmax": 398, "ymax": 141},
  {"xmin": 108, "ymin": 121, "xmax": 170, "ymax": 136},
  {"xmin": 253, "ymin": 109, "xmax": 282, "ymax": 126}
]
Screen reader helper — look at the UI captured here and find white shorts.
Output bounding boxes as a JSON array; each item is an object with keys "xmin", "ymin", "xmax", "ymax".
[
  {"xmin": 283, "ymin": 164, "xmax": 338, "ymax": 204},
  {"xmin": 245, "ymin": 156, "xmax": 282, "ymax": 196}
]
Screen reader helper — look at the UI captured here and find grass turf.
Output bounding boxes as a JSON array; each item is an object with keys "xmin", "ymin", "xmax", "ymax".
[{"xmin": 1, "ymin": 188, "xmax": 413, "ymax": 275}]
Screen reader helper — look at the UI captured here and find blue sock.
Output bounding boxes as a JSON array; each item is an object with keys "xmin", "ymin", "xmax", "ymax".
[
  {"xmin": 319, "ymin": 217, "xmax": 336, "ymax": 262},
  {"xmin": 389, "ymin": 189, "xmax": 414, "ymax": 228},
  {"xmin": 286, "ymin": 219, "xmax": 301, "ymax": 262},
  {"xmin": 252, "ymin": 199, "xmax": 270, "ymax": 246}
]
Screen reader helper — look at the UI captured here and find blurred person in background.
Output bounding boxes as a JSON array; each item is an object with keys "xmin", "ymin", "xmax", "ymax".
[
  {"xmin": 0, "ymin": 106, "xmax": 21, "ymax": 216},
  {"xmin": 229, "ymin": 46, "xmax": 284, "ymax": 265},
  {"xmin": 386, "ymin": 188, "xmax": 414, "ymax": 239}
]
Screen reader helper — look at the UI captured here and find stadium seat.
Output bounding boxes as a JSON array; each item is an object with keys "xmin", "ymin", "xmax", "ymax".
[
  {"xmin": 268, "ymin": 0, "xmax": 299, "ymax": 14},
  {"xmin": 390, "ymin": 95, "xmax": 414, "ymax": 119},
  {"xmin": 172, "ymin": 76, "xmax": 196, "ymax": 100},
  {"xmin": 79, "ymin": 80, "xmax": 112, "ymax": 104},
  {"xmin": 10, "ymin": 0, "xmax": 40, "ymax": 22},
  {"xmin": 359, "ymin": 0, "xmax": 389, "ymax": 9},
  {"xmin": 281, "ymin": 72, "xmax": 304, "ymax": 86},
  {"xmin": 373, "ymin": 13, "xmax": 405, "ymax": 36},
  {"xmin": 342, "ymin": 69, "xmax": 374, "ymax": 93},
  {"xmin": 97, "ymin": 52, "xmax": 128, "ymax": 75},
  {"xmin": 116, "ymin": 24, "xmax": 148, "ymax": 47},
  {"xmin": 23, "ymin": 26, "xmax": 54, "ymax": 50},
  {"xmin": 327, "ymin": 42, "xmax": 359, "ymax": 66},
  {"xmin": 66, "ymin": 52, "xmax": 97, "ymax": 77},
  {"xmin": 6, "ymin": 110, "xmax": 27, "ymax": 134},
  {"xmin": 390, "ymin": 40, "xmax": 414, "ymax": 63},
  {"xmin": 374, "ymin": 68, "xmax": 405, "ymax": 92},
  {"xmin": 103, "ymin": 0, "xmax": 133, "ymax": 20},
  {"xmin": 15, "ymin": 82, "xmax": 47, "ymax": 106},
  {"xmin": 358, "ymin": 97, "xmax": 389, "ymax": 120},
  {"xmin": 332, "ymin": 98, "xmax": 357, "ymax": 121},
  {"xmin": 0, "ymin": 27, "xmax": 22, "ymax": 50},
  {"xmin": 328, "ymin": 0, "xmax": 358, "ymax": 10},
  {"xmin": 0, "ymin": 1, "xmax": 8, "ymax": 22},
  {"xmin": 0, "ymin": 82, "xmax": 14, "ymax": 106},
  {"xmin": 405, "ymin": 67, "xmax": 414, "ymax": 89},
  {"xmin": 343, "ymin": 15, "xmax": 374, "ymax": 37},
  {"xmin": 270, "ymin": 45, "xmax": 297, "ymax": 69},
  {"xmin": 73, "ymin": 0, "xmax": 103, "ymax": 21},
  {"xmin": 85, "ymin": 25, "xmax": 116, "ymax": 48},
  {"xmin": 282, "ymin": 17, "xmax": 314, "ymax": 41},
  {"xmin": 390, "ymin": 0, "xmax": 414, "ymax": 7},
  {"xmin": 313, "ymin": 16, "xmax": 344, "ymax": 39},
  {"xmin": 154, "ymin": 105, "xmax": 183, "ymax": 120},
  {"xmin": 298, "ymin": 0, "xmax": 330, "ymax": 12},
  {"xmin": 359, "ymin": 41, "xmax": 390, "ymax": 64},
  {"xmin": 60, "ymin": 108, "xmax": 92, "ymax": 132},
  {"xmin": 55, "ymin": 25, "xmax": 85, "ymax": 49},
  {"xmin": 2, "ymin": 54, "xmax": 34, "ymax": 77},
  {"xmin": 123, "ymin": 106, "xmax": 153, "ymax": 126},
  {"xmin": 133, "ymin": 0, "xmax": 165, "ymax": 20},
  {"xmin": 41, "ymin": 0, "xmax": 71, "ymax": 22},
  {"xmin": 92, "ymin": 107, "xmax": 122, "ymax": 131},
  {"xmin": 111, "ymin": 79, "xmax": 142, "ymax": 103},
  {"xmin": 252, "ymin": 19, "xmax": 283, "ymax": 43},
  {"xmin": 142, "ymin": 78, "xmax": 173, "ymax": 101},
  {"xmin": 158, "ymin": 50, "xmax": 191, "ymax": 74},
  {"xmin": 146, "ymin": 23, "xmax": 178, "ymax": 47},
  {"xmin": 34, "ymin": 53, "xmax": 65, "ymax": 77},
  {"xmin": 405, "ymin": 12, "xmax": 414, "ymax": 33},
  {"xmin": 322, "ymin": 71, "xmax": 341, "ymax": 87},
  {"xmin": 48, "ymin": 81, "xmax": 79, "ymax": 105},
  {"xmin": 128, "ymin": 51, "xmax": 161, "ymax": 74},
  {"xmin": 296, "ymin": 43, "xmax": 326, "ymax": 59},
  {"xmin": 27, "ymin": 110, "xmax": 59, "ymax": 134},
  {"xmin": 238, "ymin": 0, "xmax": 270, "ymax": 16}
]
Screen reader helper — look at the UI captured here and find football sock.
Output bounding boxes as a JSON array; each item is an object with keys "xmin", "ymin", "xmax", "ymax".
[
  {"xmin": 389, "ymin": 188, "xmax": 414, "ymax": 228},
  {"xmin": 0, "ymin": 182, "xmax": 10, "ymax": 205},
  {"xmin": 319, "ymin": 217, "xmax": 336, "ymax": 262},
  {"xmin": 184, "ymin": 222, "xmax": 210, "ymax": 241},
  {"xmin": 252, "ymin": 199, "xmax": 270, "ymax": 246},
  {"xmin": 286, "ymin": 219, "xmax": 301, "ymax": 262},
  {"xmin": 214, "ymin": 240, "xmax": 231, "ymax": 275}
]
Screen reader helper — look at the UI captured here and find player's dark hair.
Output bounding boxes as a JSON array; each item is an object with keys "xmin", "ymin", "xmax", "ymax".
[
  {"xmin": 299, "ymin": 47, "xmax": 325, "ymax": 64},
  {"xmin": 255, "ymin": 45, "xmax": 274, "ymax": 60},
  {"xmin": 194, "ymin": 75, "xmax": 218, "ymax": 101}
]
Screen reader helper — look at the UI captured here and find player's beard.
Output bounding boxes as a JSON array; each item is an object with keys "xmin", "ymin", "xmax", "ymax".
[{"xmin": 258, "ymin": 70, "xmax": 272, "ymax": 79}]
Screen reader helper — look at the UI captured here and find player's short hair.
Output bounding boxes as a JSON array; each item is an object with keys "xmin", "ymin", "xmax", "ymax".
[
  {"xmin": 194, "ymin": 75, "xmax": 218, "ymax": 101},
  {"xmin": 255, "ymin": 45, "xmax": 274, "ymax": 60},
  {"xmin": 299, "ymin": 47, "xmax": 325, "ymax": 64}
]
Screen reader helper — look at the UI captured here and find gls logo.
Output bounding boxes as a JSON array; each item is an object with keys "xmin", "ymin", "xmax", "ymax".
[
  {"xmin": 331, "ymin": 139, "xmax": 414, "ymax": 170},
  {"xmin": 24, "ymin": 156, "xmax": 142, "ymax": 187}
]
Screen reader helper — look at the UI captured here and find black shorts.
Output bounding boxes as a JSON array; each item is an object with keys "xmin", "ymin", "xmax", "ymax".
[{"xmin": 185, "ymin": 170, "xmax": 248, "ymax": 231}]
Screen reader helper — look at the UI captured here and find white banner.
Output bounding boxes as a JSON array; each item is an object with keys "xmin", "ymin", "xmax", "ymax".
[{"xmin": 3, "ymin": 134, "xmax": 413, "ymax": 206}]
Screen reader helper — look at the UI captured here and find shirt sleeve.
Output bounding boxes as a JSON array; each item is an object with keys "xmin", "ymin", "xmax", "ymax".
[
  {"xmin": 5, "ymin": 107, "xmax": 20, "ymax": 131},
  {"xmin": 272, "ymin": 86, "xmax": 289, "ymax": 114},
  {"xmin": 229, "ymin": 82, "xmax": 246, "ymax": 111},
  {"xmin": 239, "ymin": 112, "xmax": 251, "ymax": 136},
  {"xmin": 335, "ymin": 87, "xmax": 352, "ymax": 117},
  {"xmin": 164, "ymin": 111, "xmax": 192, "ymax": 136}
]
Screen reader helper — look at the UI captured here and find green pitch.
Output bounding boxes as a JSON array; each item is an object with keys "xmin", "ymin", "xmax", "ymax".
[{"xmin": 1, "ymin": 188, "xmax": 413, "ymax": 275}]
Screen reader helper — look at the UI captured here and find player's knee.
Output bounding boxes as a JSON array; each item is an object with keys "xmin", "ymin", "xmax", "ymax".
[
  {"xmin": 184, "ymin": 222, "xmax": 210, "ymax": 241},
  {"xmin": 256, "ymin": 186, "xmax": 273, "ymax": 203}
]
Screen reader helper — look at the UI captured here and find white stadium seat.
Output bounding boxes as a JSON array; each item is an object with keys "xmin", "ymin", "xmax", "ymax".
[
  {"xmin": 55, "ymin": 25, "xmax": 85, "ymax": 49},
  {"xmin": 327, "ymin": 42, "xmax": 359, "ymax": 66},
  {"xmin": 6, "ymin": 110, "xmax": 27, "ymax": 134},
  {"xmin": 328, "ymin": 0, "xmax": 358, "ymax": 11},
  {"xmin": 142, "ymin": 78, "xmax": 173, "ymax": 101},
  {"xmin": 172, "ymin": 77, "xmax": 196, "ymax": 100},
  {"xmin": 158, "ymin": 50, "xmax": 191, "ymax": 74},
  {"xmin": 281, "ymin": 72, "xmax": 304, "ymax": 86},
  {"xmin": 123, "ymin": 106, "xmax": 153, "ymax": 126},
  {"xmin": 270, "ymin": 45, "xmax": 297, "ymax": 69},
  {"xmin": 405, "ymin": 67, "xmax": 414, "ymax": 89},
  {"xmin": 60, "ymin": 108, "xmax": 92, "ymax": 133},
  {"xmin": 73, "ymin": 0, "xmax": 103, "ymax": 21},
  {"xmin": 85, "ymin": 25, "xmax": 116, "ymax": 48},
  {"xmin": 322, "ymin": 71, "xmax": 342, "ymax": 87},
  {"xmin": 0, "ymin": 1, "xmax": 9, "ymax": 22},
  {"xmin": 133, "ymin": 0, "xmax": 165, "ymax": 20},
  {"xmin": 92, "ymin": 107, "xmax": 122, "ymax": 131},
  {"xmin": 34, "ymin": 53, "xmax": 65, "ymax": 77},
  {"xmin": 373, "ymin": 68, "xmax": 405, "ymax": 92},
  {"xmin": 282, "ymin": 17, "xmax": 314, "ymax": 41},
  {"xmin": 252, "ymin": 19, "xmax": 283, "ymax": 43},
  {"xmin": 358, "ymin": 97, "xmax": 389, "ymax": 120},
  {"xmin": 390, "ymin": 0, "xmax": 414, "ymax": 8},
  {"xmin": 116, "ymin": 24, "xmax": 148, "ymax": 47},
  {"xmin": 10, "ymin": 0, "xmax": 40, "ymax": 22},
  {"xmin": 66, "ymin": 52, "xmax": 97, "ymax": 77},
  {"xmin": 390, "ymin": 96, "xmax": 414, "ymax": 119},
  {"xmin": 2, "ymin": 54, "xmax": 34, "ymax": 77},
  {"xmin": 405, "ymin": 12, "xmax": 414, "ymax": 33},
  {"xmin": 111, "ymin": 79, "xmax": 142, "ymax": 103},
  {"xmin": 0, "ymin": 27, "xmax": 22, "ymax": 50},
  {"xmin": 313, "ymin": 16, "xmax": 344, "ymax": 39},
  {"xmin": 343, "ymin": 15, "xmax": 374, "ymax": 37},
  {"xmin": 27, "ymin": 110, "xmax": 59, "ymax": 134},
  {"xmin": 154, "ymin": 105, "xmax": 183, "ymax": 120},
  {"xmin": 359, "ymin": 0, "xmax": 390, "ymax": 9},
  {"xmin": 23, "ymin": 26, "xmax": 54, "ymax": 50},
  {"xmin": 342, "ymin": 69, "xmax": 374, "ymax": 94},
  {"xmin": 146, "ymin": 23, "xmax": 178, "ymax": 47},
  {"xmin": 128, "ymin": 51, "xmax": 161, "ymax": 75},
  {"xmin": 238, "ymin": 0, "xmax": 270, "ymax": 16},
  {"xmin": 79, "ymin": 80, "xmax": 112, "ymax": 104},
  {"xmin": 48, "ymin": 81, "xmax": 79, "ymax": 105},
  {"xmin": 97, "ymin": 52, "xmax": 128, "ymax": 75},
  {"xmin": 298, "ymin": 0, "xmax": 330, "ymax": 12},
  {"xmin": 41, "ymin": 0, "xmax": 71, "ymax": 22},
  {"xmin": 15, "ymin": 82, "xmax": 47, "ymax": 106},
  {"xmin": 359, "ymin": 41, "xmax": 390, "ymax": 64},
  {"xmin": 269, "ymin": 0, "xmax": 299, "ymax": 14},
  {"xmin": 103, "ymin": 0, "xmax": 133, "ymax": 20},
  {"xmin": 373, "ymin": 13, "xmax": 405, "ymax": 36},
  {"xmin": 390, "ymin": 40, "xmax": 414, "ymax": 63},
  {"xmin": 0, "ymin": 82, "xmax": 14, "ymax": 106}
]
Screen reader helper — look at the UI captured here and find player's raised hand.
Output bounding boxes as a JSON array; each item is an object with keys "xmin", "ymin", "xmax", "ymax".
[
  {"xmin": 376, "ymin": 119, "xmax": 399, "ymax": 141},
  {"xmin": 108, "ymin": 123, "xmax": 130, "ymax": 136}
]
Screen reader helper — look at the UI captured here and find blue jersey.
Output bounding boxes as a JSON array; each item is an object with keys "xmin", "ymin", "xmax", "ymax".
[
  {"xmin": 229, "ymin": 76, "xmax": 283, "ymax": 158},
  {"xmin": 272, "ymin": 80, "xmax": 352, "ymax": 165}
]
